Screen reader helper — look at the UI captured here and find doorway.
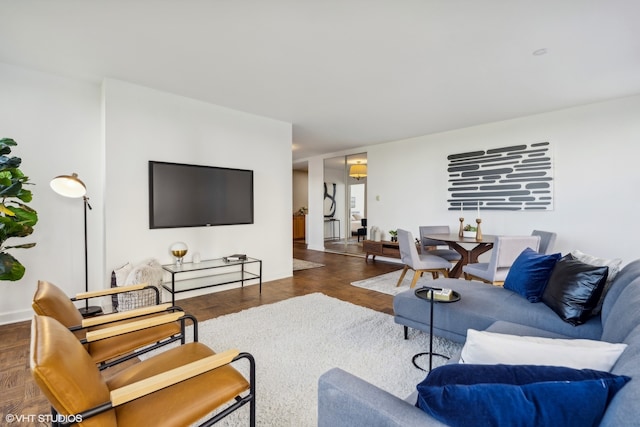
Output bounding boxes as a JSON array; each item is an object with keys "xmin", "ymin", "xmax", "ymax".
[{"xmin": 323, "ymin": 153, "xmax": 367, "ymax": 256}]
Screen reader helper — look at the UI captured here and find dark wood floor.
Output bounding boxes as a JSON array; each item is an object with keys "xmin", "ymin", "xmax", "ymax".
[{"xmin": 0, "ymin": 244, "xmax": 402, "ymax": 424}]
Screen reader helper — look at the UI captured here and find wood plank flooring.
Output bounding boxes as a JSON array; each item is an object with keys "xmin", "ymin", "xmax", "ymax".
[{"xmin": 0, "ymin": 244, "xmax": 402, "ymax": 423}]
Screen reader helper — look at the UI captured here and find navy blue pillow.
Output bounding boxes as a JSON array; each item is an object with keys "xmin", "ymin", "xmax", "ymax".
[
  {"xmin": 416, "ymin": 364, "xmax": 630, "ymax": 427},
  {"xmin": 504, "ymin": 248, "xmax": 561, "ymax": 302}
]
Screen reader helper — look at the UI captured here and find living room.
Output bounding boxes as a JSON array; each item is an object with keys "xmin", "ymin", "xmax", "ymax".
[{"xmin": 2, "ymin": 1, "xmax": 640, "ymax": 425}]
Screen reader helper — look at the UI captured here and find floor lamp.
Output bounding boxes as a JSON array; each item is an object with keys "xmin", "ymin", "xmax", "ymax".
[{"xmin": 50, "ymin": 173, "xmax": 102, "ymax": 317}]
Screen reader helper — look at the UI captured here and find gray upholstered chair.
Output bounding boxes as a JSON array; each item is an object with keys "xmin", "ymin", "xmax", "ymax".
[
  {"xmin": 396, "ymin": 229, "xmax": 451, "ymax": 288},
  {"xmin": 532, "ymin": 230, "xmax": 557, "ymax": 254},
  {"xmin": 418, "ymin": 225, "xmax": 462, "ymax": 262},
  {"xmin": 462, "ymin": 235, "xmax": 541, "ymax": 286}
]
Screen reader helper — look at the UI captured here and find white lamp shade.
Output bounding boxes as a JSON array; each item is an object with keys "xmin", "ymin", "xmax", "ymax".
[{"xmin": 50, "ymin": 173, "xmax": 87, "ymax": 198}]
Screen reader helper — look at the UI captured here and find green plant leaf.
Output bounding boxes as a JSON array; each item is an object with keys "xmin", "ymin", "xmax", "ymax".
[
  {"xmin": 4, "ymin": 243, "xmax": 36, "ymax": 249},
  {"xmin": 0, "ymin": 252, "xmax": 25, "ymax": 281},
  {"xmin": 0, "ymin": 156, "xmax": 21, "ymax": 171},
  {"xmin": 0, "ymin": 138, "xmax": 16, "ymax": 156},
  {"xmin": 0, "ymin": 180, "xmax": 22, "ymax": 197}
]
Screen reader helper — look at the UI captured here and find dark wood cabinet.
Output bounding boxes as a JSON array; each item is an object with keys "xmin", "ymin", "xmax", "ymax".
[
  {"xmin": 363, "ymin": 240, "xmax": 400, "ymax": 261},
  {"xmin": 293, "ymin": 215, "xmax": 306, "ymax": 240}
]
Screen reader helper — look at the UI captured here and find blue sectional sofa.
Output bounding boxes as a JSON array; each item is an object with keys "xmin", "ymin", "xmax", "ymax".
[{"xmin": 318, "ymin": 259, "xmax": 640, "ymax": 426}]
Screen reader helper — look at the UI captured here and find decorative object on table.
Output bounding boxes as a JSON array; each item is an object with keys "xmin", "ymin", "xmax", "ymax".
[
  {"xmin": 370, "ymin": 226, "xmax": 381, "ymax": 241},
  {"xmin": 192, "ymin": 251, "xmax": 201, "ymax": 263},
  {"xmin": 223, "ymin": 253, "xmax": 247, "ymax": 262},
  {"xmin": 349, "ymin": 161, "xmax": 367, "ymax": 180},
  {"xmin": 0, "ymin": 138, "xmax": 38, "ymax": 282},
  {"xmin": 462, "ymin": 224, "xmax": 477, "ymax": 238},
  {"xmin": 170, "ymin": 241, "xmax": 188, "ymax": 265},
  {"xmin": 388, "ymin": 229, "xmax": 398, "ymax": 242},
  {"xmin": 447, "ymin": 142, "xmax": 554, "ymax": 211},
  {"xmin": 458, "ymin": 217, "xmax": 464, "ymax": 237},
  {"xmin": 50, "ymin": 171, "xmax": 101, "ymax": 316},
  {"xmin": 475, "ymin": 218, "xmax": 483, "ymax": 240}
]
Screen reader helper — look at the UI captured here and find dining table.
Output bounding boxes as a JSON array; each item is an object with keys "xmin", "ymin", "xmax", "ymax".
[{"xmin": 425, "ymin": 233, "xmax": 497, "ymax": 278}]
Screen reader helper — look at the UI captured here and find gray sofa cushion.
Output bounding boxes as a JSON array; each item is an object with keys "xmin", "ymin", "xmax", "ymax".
[
  {"xmin": 601, "ymin": 277, "xmax": 640, "ymax": 343},
  {"xmin": 600, "ymin": 324, "xmax": 640, "ymax": 426},
  {"xmin": 485, "ymin": 321, "xmax": 572, "ymax": 339},
  {"xmin": 601, "ymin": 259, "xmax": 640, "ymax": 326},
  {"xmin": 318, "ymin": 368, "xmax": 448, "ymax": 427},
  {"xmin": 393, "ymin": 278, "xmax": 602, "ymax": 343}
]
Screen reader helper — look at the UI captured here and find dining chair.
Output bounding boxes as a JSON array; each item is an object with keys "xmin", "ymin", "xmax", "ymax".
[
  {"xmin": 531, "ymin": 230, "xmax": 557, "ymax": 254},
  {"xmin": 32, "ymin": 280, "xmax": 197, "ymax": 370},
  {"xmin": 462, "ymin": 235, "xmax": 541, "ymax": 286},
  {"xmin": 418, "ymin": 225, "xmax": 462, "ymax": 262},
  {"xmin": 30, "ymin": 314, "xmax": 256, "ymax": 427},
  {"xmin": 396, "ymin": 229, "xmax": 451, "ymax": 288}
]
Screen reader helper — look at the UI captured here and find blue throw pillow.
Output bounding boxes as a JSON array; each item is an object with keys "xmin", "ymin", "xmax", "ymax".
[
  {"xmin": 416, "ymin": 364, "xmax": 630, "ymax": 427},
  {"xmin": 504, "ymin": 248, "xmax": 561, "ymax": 302}
]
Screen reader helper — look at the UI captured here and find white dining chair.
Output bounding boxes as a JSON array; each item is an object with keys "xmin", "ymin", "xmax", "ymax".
[
  {"xmin": 396, "ymin": 229, "xmax": 451, "ymax": 288},
  {"xmin": 418, "ymin": 225, "xmax": 462, "ymax": 262},
  {"xmin": 462, "ymin": 235, "xmax": 541, "ymax": 286}
]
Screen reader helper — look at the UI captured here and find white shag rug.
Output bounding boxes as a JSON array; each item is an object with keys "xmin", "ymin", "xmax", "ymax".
[
  {"xmin": 142, "ymin": 293, "xmax": 461, "ymax": 426},
  {"xmin": 292, "ymin": 258, "xmax": 325, "ymax": 271},
  {"xmin": 351, "ymin": 269, "xmax": 442, "ymax": 295}
]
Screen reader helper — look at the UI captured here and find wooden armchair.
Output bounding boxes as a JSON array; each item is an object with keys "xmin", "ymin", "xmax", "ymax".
[
  {"xmin": 30, "ymin": 315, "xmax": 255, "ymax": 427},
  {"xmin": 32, "ymin": 280, "xmax": 197, "ymax": 370}
]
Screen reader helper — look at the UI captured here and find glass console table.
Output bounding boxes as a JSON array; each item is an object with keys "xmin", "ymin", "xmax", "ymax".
[{"xmin": 162, "ymin": 257, "xmax": 262, "ymax": 305}]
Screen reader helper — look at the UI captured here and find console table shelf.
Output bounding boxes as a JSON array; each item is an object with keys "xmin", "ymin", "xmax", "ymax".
[{"xmin": 162, "ymin": 257, "xmax": 262, "ymax": 305}]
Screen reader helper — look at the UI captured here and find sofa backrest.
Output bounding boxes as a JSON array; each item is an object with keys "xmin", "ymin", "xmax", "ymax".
[{"xmin": 600, "ymin": 259, "xmax": 640, "ymax": 343}]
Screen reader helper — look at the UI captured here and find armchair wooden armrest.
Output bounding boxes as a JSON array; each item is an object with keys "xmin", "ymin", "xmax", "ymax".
[
  {"xmin": 110, "ymin": 349, "xmax": 240, "ymax": 406},
  {"xmin": 81, "ymin": 303, "xmax": 174, "ymax": 328},
  {"xmin": 84, "ymin": 311, "xmax": 185, "ymax": 343},
  {"xmin": 74, "ymin": 283, "xmax": 150, "ymax": 300}
]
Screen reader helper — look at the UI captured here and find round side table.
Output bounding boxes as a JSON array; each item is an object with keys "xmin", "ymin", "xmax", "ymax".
[{"xmin": 412, "ymin": 286, "xmax": 461, "ymax": 372}]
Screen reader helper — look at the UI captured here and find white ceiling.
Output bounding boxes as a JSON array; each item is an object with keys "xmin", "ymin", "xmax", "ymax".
[{"xmin": 2, "ymin": 1, "xmax": 639, "ymax": 161}]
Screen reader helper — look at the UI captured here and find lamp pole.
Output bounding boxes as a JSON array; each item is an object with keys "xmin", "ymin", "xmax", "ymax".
[
  {"xmin": 79, "ymin": 195, "xmax": 101, "ymax": 316},
  {"xmin": 50, "ymin": 173, "xmax": 102, "ymax": 317}
]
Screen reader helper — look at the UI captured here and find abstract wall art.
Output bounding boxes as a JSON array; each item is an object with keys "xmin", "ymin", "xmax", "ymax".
[{"xmin": 447, "ymin": 142, "xmax": 553, "ymax": 211}]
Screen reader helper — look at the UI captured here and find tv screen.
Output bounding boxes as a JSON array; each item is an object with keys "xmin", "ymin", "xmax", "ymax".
[{"xmin": 149, "ymin": 161, "xmax": 254, "ymax": 228}]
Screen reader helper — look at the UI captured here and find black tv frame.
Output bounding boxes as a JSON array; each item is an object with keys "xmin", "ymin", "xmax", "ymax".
[{"xmin": 148, "ymin": 160, "xmax": 254, "ymax": 229}]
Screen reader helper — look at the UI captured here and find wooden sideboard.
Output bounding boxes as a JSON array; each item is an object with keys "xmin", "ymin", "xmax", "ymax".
[
  {"xmin": 293, "ymin": 215, "xmax": 306, "ymax": 240},
  {"xmin": 363, "ymin": 240, "xmax": 400, "ymax": 261}
]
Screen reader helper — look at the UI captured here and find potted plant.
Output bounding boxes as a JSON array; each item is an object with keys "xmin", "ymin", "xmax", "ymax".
[
  {"xmin": 462, "ymin": 224, "xmax": 477, "ymax": 238},
  {"xmin": 388, "ymin": 230, "xmax": 398, "ymax": 242},
  {"xmin": 0, "ymin": 138, "xmax": 38, "ymax": 281}
]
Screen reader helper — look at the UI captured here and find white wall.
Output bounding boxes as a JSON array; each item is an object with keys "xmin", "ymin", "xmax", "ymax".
[
  {"xmin": 0, "ymin": 62, "xmax": 103, "ymax": 324},
  {"xmin": 306, "ymin": 94, "xmax": 640, "ymax": 263},
  {"xmin": 103, "ymin": 79, "xmax": 293, "ymax": 301},
  {"xmin": 0, "ymin": 65, "xmax": 292, "ymax": 323}
]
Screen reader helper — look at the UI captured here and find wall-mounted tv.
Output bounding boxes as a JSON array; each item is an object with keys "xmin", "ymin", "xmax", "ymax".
[{"xmin": 149, "ymin": 161, "xmax": 254, "ymax": 229}]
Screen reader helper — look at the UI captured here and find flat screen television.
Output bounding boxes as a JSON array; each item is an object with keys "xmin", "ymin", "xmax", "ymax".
[{"xmin": 149, "ymin": 161, "xmax": 254, "ymax": 228}]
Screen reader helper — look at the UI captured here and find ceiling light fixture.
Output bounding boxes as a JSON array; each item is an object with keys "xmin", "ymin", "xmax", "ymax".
[
  {"xmin": 349, "ymin": 162, "xmax": 367, "ymax": 180},
  {"xmin": 533, "ymin": 48, "xmax": 548, "ymax": 56}
]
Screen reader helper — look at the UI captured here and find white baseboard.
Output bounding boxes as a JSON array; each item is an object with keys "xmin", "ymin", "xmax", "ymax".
[{"xmin": 0, "ymin": 308, "xmax": 33, "ymax": 325}]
